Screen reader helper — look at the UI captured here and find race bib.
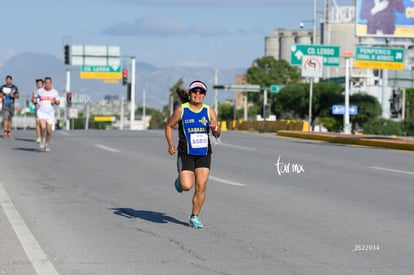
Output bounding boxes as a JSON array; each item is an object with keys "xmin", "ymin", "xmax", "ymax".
[
  {"xmin": 190, "ymin": 133, "xmax": 208, "ymax": 148},
  {"xmin": 2, "ymin": 87, "xmax": 11, "ymax": 95},
  {"xmin": 42, "ymin": 100, "xmax": 52, "ymax": 107}
]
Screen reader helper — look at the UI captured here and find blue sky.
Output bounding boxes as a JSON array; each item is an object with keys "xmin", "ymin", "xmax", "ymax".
[{"xmin": 1, "ymin": 0, "xmax": 351, "ymax": 70}]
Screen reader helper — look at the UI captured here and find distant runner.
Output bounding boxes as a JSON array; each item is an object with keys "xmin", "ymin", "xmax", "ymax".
[
  {"xmin": 0, "ymin": 75, "xmax": 19, "ymax": 138},
  {"xmin": 36, "ymin": 77, "xmax": 60, "ymax": 151},
  {"xmin": 32, "ymin": 78, "xmax": 44, "ymax": 143}
]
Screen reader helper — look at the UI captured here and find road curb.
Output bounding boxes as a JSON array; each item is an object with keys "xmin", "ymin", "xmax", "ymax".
[{"xmin": 277, "ymin": 130, "xmax": 414, "ymax": 152}]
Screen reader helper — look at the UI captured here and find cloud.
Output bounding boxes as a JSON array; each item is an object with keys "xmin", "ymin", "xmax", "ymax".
[{"xmin": 102, "ymin": 15, "xmax": 232, "ymax": 37}]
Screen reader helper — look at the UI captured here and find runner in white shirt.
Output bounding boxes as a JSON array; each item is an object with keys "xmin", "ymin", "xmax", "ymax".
[{"xmin": 36, "ymin": 77, "xmax": 60, "ymax": 151}]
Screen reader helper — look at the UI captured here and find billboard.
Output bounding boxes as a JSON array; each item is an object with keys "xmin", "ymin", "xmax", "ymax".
[{"xmin": 356, "ymin": 0, "xmax": 414, "ymax": 37}]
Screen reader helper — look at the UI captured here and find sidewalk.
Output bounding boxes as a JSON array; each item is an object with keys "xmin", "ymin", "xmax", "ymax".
[{"xmin": 277, "ymin": 130, "xmax": 414, "ymax": 151}]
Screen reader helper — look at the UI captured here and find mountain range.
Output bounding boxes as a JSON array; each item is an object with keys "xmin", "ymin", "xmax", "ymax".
[{"xmin": 0, "ymin": 53, "xmax": 246, "ymax": 110}]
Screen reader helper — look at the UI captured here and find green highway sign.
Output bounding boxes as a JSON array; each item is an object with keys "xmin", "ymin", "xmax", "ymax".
[
  {"xmin": 80, "ymin": 66, "xmax": 122, "ymax": 79},
  {"xmin": 81, "ymin": 66, "xmax": 121, "ymax": 73},
  {"xmin": 354, "ymin": 46, "xmax": 405, "ymax": 70},
  {"xmin": 270, "ymin": 85, "xmax": 284, "ymax": 93},
  {"xmin": 290, "ymin": 44, "xmax": 341, "ymax": 67}
]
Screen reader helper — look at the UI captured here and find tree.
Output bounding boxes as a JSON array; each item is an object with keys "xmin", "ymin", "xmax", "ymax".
[
  {"xmin": 401, "ymin": 89, "xmax": 414, "ymax": 136},
  {"xmin": 312, "ymin": 82, "xmax": 344, "ymax": 122},
  {"xmin": 149, "ymin": 110, "xmax": 166, "ymax": 129},
  {"xmin": 274, "ymin": 82, "xmax": 343, "ymax": 127},
  {"xmin": 274, "ymin": 83, "xmax": 308, "ymax": 119},
  {"xmin": 217, "ymin": 102, "xmax": 233, "ymax": 122},
  {"xmin": 402, "ymin": 118, "xmax": 414, "ymax": 136},
  {"xmin": 405, "ymin": 88, "xmax": 414, "ymax": 120},
  {"xmin": 245, "ymin": 56, "xmax": 301, "ymax": 106},
  {"xmin": 168, "ymin": 78, "xmax": 186, "ymax": 112},
  {"xmin": 349, "ymin": 93, "xmax": 381, "ymax": 131}
]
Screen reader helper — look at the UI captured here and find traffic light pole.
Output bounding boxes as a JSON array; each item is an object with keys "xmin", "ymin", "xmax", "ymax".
[
  {"xmin": 263, "ymin": 89, "xmax": 268, "ymax": 121},
  {"xmin": 65, "ymin": 68, "xmax": 71, "ymax": 130},
  {"xmin": 381, "ymin": 69, "xmax": 389, "ymax": 118},
  {"xmin": 129, "ymin": 56, "xmax": 136, "ymax": 127},
  {"xmin": 308, "ymin": 78, "xmax": 313, "ymax": 132},
  {"xmin": 402, "ymin": 89, "xmax": 406, "ymax": 120}
]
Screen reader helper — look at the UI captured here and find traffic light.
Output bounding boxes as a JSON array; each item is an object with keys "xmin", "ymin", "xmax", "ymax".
[
  {"xmin": 64, "ymin": 45, "xmax": 70, "ymax": 65},
  {"xmin": 213, "ymin": 85, "xmax": 225, "ymax": 89},
  {"xmin": 122, "ymin": 69, "xmax": 128, "ymax": 86},
  {"xmin": 66, "ymin": 92, "xmax": 72, "ymax": 107},
  {"xmin": 261, "ymin": 104, "xmax": 270, "ymax": 119},
  {"xmin": 127, "ymin": 83, "xmax": 132, "ymax": 101},
  {"xmin": 390, "ymin": 89, "xmax": 400, "ymax": 118}
]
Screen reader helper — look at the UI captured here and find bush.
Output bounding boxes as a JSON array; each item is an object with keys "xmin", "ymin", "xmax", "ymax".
[
  {"xmin": 402, "ymin": 118, "xmax": 414, "ymax": 136},
  {"xmin": 316, "ymin": 116, "xmax": 341, "ymax": 132},
  {"xmin": 363, "ymin": 118, "xmax": 402, "ymax": 136}
]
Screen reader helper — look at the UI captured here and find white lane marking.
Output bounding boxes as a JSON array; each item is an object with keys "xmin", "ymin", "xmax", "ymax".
[
  {"xmin": 369, "ymin": 166, "xmax": 414, "ymax": 176},
  {"xmin": 219, "ymin": 143, "xmax": 256, "ymax": 151},
  {"xmin": 0, "ymin": 182, "xmax": 59, "ymax": 275},
  {"xmin": 95, "ymin": 144, "xmax": 120, "ymax": 153},
  {"xmin": 209, "ymin": 176, "xmax": 245, "ymax": 186},
  {"xmin": 57, "ymin": 131, "xmax": 69, "ymax": 136}
]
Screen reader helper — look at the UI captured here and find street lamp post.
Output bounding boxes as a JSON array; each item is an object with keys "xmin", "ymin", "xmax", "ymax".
[
  {"xmin": 312, "ymin": 0, "xmax": 317, "ymax": 44},
  {"xmin": 302, "ymin": 0, "xmax": 317, "ymax": 131},
  {"xmin": 300, "ymin": 0, "xmax": 317, "ymax": 44},
  {"xmin": 311, "ymin": 0, "xmax": 317, "ymax": 131},
  {"xmin": 342, "ymin": 52, "xmax": 353, "ymax": 134},
  {"xmin": 130, "ymin": 56, "xmax": 136, "ymax": 126}
]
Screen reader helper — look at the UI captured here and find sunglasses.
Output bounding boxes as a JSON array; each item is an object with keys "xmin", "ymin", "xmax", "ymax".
[{"xmin": 190, "ymin": 88, "xmax": 206, "ymax": 95}]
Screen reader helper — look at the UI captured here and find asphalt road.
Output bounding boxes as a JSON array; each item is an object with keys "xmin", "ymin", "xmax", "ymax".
[{"xmin": 0, "ymin": 129, "xmax": 413, "ymax": 275}]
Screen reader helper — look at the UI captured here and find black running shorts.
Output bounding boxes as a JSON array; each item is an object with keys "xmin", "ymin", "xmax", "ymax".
[{"xmin": 177, "ymin": 152, "xmax": 211, "ymax": 172}]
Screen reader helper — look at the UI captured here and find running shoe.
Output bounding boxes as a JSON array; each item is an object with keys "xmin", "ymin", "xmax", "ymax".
[
  {"xmin": 174, "ymin": 177, "xmax": 183, "ymax": 193},
  {"xmin": 39, "ymin": 140, "xmax": 45, "ymax": 149},
  {"xmin": 36, "ymin": 137, "xmax": 41, "ymax": 143},
  {"xmin": 189, "ymin": 215, "xmax": 204, "ymax": 228},
  {"xmin": 7, "ymin": 131, "xmax": 11, "ymax": 138},
  {"xmin": 44, "ymin": 144, "xmax": 51, "ymax": 152}
]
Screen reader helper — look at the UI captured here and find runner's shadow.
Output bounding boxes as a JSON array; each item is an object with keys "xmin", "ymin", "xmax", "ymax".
[
  {"xmin": 14, "ymin": 137, "xmax": 36, "ymax": 143},
  {"xmin": 13, "ymin": 147, "xmax": 42, "ymax": 153},
  {"xmin": 110, "ymin": 208, "xmax": 189, "ymax": 226}
]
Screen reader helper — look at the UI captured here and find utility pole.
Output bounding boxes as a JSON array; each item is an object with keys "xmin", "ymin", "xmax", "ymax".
[
  {"xmin": 308, "ymin": 0, "xmax": 317, "ymax": 132},
  {"xmin": 65, "ymin": 68, "xmax": 71, "ymax": 131},
  {"xmin": 130, "ymin": 56, "xmax": 136, "ymax": 127},
  {"xmin": 214, "ymin": 68, "xmax": 218, "ymax": 116},
  {"xmin": 344, "ymin": 55, "xmax": 351, "ymax": 134},
  {"xmin": 63, "ymin": 36, "xmax": 72, "ymax": 131},
  {"xmin": 143, "ymin": 88, "xmax": 146, "ymax": 118}
]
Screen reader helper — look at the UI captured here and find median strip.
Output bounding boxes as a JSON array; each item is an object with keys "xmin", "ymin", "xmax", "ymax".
[{"xmin": 277, "ymin": 131, "xmax": 414, "ymax": 151}]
